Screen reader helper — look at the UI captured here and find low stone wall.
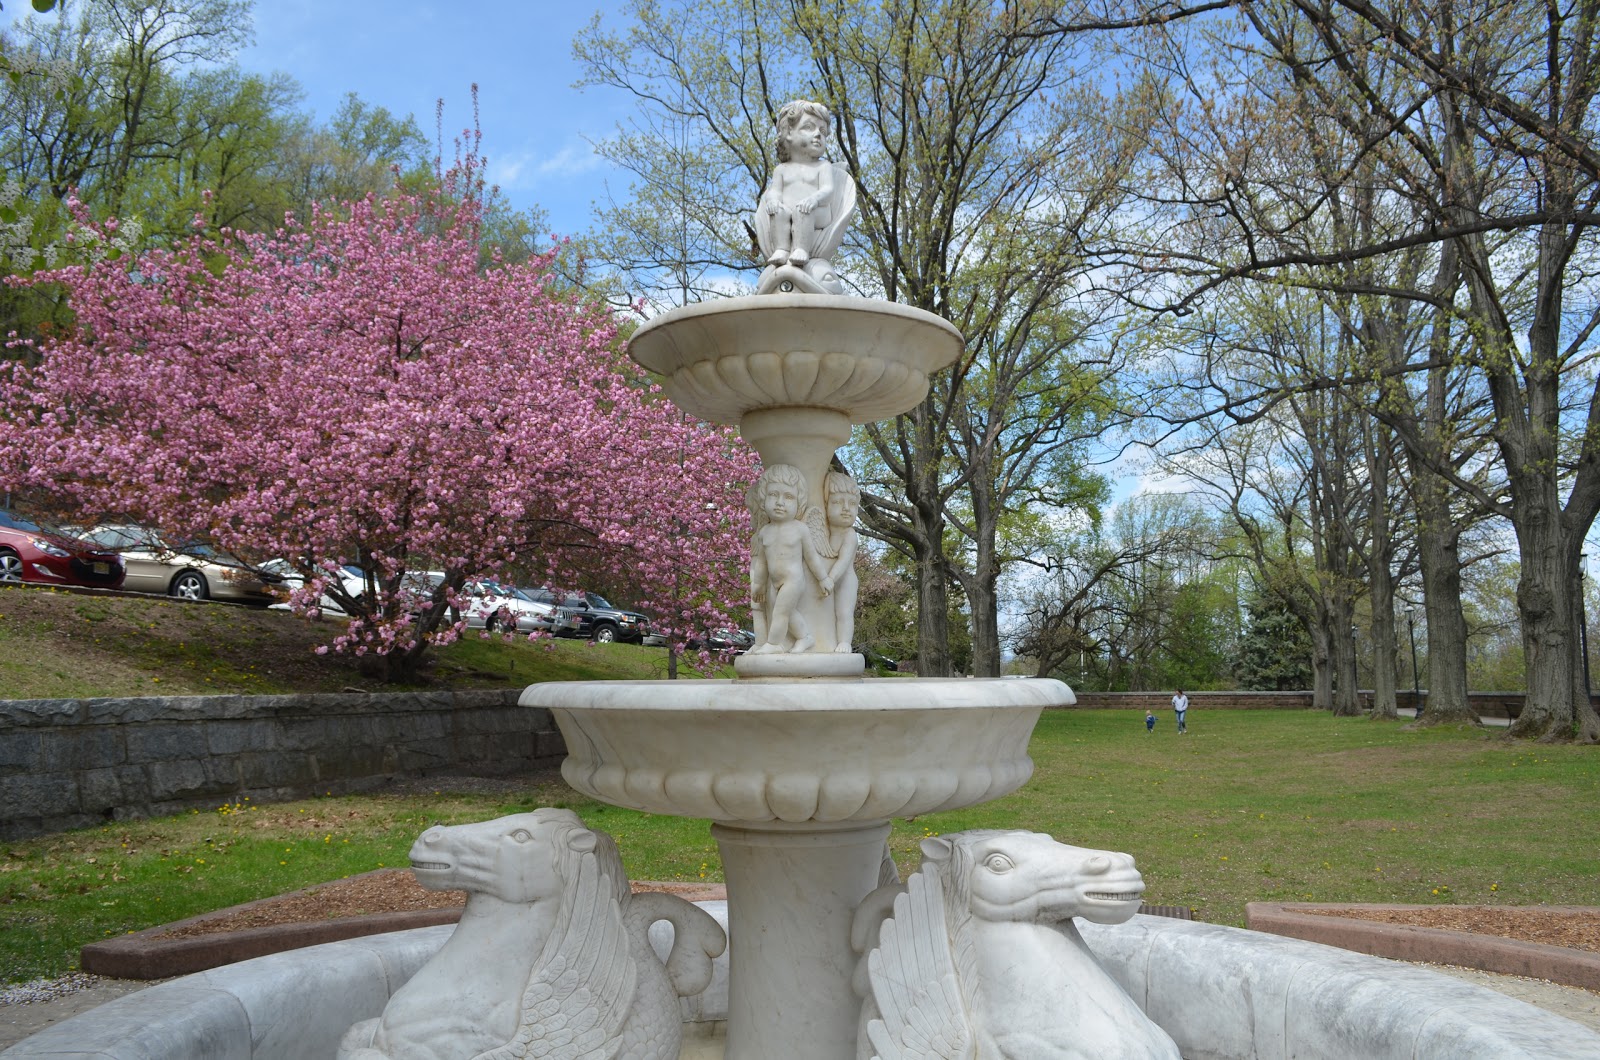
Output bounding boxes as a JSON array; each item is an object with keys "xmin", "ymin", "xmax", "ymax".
[
  {"xmin": 0, "ymin": 690, "xmax": 567, "ymax": 841},
  {"xmin": 1070, "ymin": 690, "xmax": 1320, "ymax": 710},
  {"xmin": 1069, "ymin": 690, "xmax": 1527, "ymax": 716}
]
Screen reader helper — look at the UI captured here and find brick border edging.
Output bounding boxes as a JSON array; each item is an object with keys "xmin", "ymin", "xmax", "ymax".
[
  {"xmin": 79, "ymin": 870, "xmax": 731, "ymax": 980},
  {"xmin": 1246, "ymin": 902, "xmax": 1600, "ymax": 991}
]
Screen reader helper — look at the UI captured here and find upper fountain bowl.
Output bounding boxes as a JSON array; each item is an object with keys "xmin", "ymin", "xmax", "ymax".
[
  {"xmin": 522, "ymin": 677, "xmax": 1072, "ymax": 825},
  {"xmin": 628, "ymin": 294, "xmax": 963, "ymax": 425}
]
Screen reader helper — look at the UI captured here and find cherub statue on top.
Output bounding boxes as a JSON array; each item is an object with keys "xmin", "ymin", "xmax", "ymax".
[{"xmin": 755, "ymin": 100, "xmax": 856, "ymax": 295}]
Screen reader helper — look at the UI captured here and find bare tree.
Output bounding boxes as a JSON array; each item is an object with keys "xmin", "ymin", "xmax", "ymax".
[{"xmin": 1038, "ymin": 0, "xmax": 1600, "ymax": 740}]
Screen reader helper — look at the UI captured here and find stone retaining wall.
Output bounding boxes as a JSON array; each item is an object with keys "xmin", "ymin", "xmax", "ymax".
[
  {"xmin": 0, "ymin": 690, "xmax": 567, "ymax": 840},
  {"xmin": 1069, "ymin": 690, "xmax": 1525, "ymax": 715}
]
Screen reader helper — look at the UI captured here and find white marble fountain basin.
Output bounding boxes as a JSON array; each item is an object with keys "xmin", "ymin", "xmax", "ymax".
[
  {"xmin": 7, "ymin": 909, "xmax": 1599, "ymax": 1059},
  {"xmin": 628, "ymin": 293, "xmax": 964, "ymax": 427},
  {"xmin": 525, "ymin": 677, "xmax": 1054, "ymax": 823}
]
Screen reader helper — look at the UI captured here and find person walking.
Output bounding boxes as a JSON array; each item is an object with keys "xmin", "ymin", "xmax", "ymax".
[
  {"xmin": 1172, "ymin": 689, "xmax": 1189, "ymax": 734},
  {"xmin": 1145, "ymin": 710, "xmax": 1157, "ymax": 734}
]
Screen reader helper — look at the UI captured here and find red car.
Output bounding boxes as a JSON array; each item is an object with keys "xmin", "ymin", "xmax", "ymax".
[{"xmin": 0, "ymin": 510, "xmax": 126, "ymax": 590}]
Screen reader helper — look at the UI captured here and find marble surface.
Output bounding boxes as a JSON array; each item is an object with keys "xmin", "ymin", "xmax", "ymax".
[
  {"xmin": 627, "ymin": 291, "xmax": 961, "ymax": 659},
  {"xmin": 10, "ymin": 909, "xmax": 1600, "ymax": 1059},
  {"xmin": 522, "ymin": 677, "xmax": 1068, "ymax": 823},
  {"xmin": 627, "ymin": 295, "xmax": 963, "ymax": 427},
  {"xmin": 336, "ymin": 811, "xmax": 724, "ymax": 1060},
  {"xmin": 855, "ymin": 831, "xmax": 1178, "ymax": 1059},
  {"xmin": 754, "ymin": 100, "xmax": 855, "ymax": 295}
]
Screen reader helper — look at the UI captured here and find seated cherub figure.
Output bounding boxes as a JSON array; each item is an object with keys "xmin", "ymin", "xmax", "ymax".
[
  {"xmin": 750, "ymin": 463, "xmax": 832, "ymax": 654},
  {"xmin": 754, "ymin": 100, "xmax": 855, "ymax": 294}
]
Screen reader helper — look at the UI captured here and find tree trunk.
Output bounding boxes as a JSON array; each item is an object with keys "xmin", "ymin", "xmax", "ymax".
[
  {"xmin": 962, "ymin": 475, "xmax": 1003, "ymax": 678},
  {"xmin": 914, "ymin": 537, "xmax": 952, "ymax": 677},
  {"xmin": 1407, "ymin": 313, "xmax": 1476, "ymax": 724},
  {"xmin": 1506, "ymin": 510, "xmax": 1594, "ymax": 740},
  {"xmin": 1414, "ymin": 495, "xmax": 1475, "ymax": 725},
  {"xmin": 1328, "ymin": 606, "xmax": 1361, "ymax": 717},
  {"xmin": 1309, "ymin": 623, "xmax": 1333, "ymax": 710},
  {"xmin": 1365, "ymin": 419, "xmax": 1399, "ymax": 720}
]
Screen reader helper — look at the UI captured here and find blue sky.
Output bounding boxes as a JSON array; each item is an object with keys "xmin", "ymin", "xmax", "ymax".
[
  {"xmin": 237, "ymin": 1, "xmax": 633, "ymax": 236},
  {"xmin": 2, "ymin": 0, "xmax": 634, "ymax": 237}
]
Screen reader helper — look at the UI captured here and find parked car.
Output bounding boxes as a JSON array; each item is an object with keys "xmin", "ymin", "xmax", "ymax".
[
  {"xmin": 683, "ymin": 627, "xmax": 755, "ymax": 654},
  {"xmin": 0, "ymin": 510, "xmax": 126, "ymax": 590},
  {"xmin": 461, "ymin": 580, "xmax": 579, "ymax": 634},
  {"xmin": 74, "ymin": 524, "xmax": 284, "ymax": 604},
  {"xmin": 522, "ymin": 588, "xmax": 653, "ymax": 643},
  {"xmin": 862, "ymin": 646, "xmax": 900, "ymax": 673},
  {"xmin": 259, "ymin": 561, "xmax": 369, "ymax": 614}
]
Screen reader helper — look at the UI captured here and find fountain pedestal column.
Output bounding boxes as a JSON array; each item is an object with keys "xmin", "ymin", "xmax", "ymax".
[
  {"xmin": 712, "ymin": 821, "xmax": 889, "ymax": 1058},
  {"xmin": 520, "ymin": 678, "xmax": 1072, "ymax": 1058}
]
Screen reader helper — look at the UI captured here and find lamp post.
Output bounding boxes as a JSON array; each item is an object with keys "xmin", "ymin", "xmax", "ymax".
[
  {"xmin": 1581, "ymin": 554, "xmax": 1592, "ymax": 709},
  {"xmin": 1406, "ymin": 606, "xmax": 1421, "ymax": 717}
]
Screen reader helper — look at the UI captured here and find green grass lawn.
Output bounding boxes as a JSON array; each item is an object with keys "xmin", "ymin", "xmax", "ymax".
[{"xmin": 2, "ymin": 708, "xmax": 1594, "ymax": 984}]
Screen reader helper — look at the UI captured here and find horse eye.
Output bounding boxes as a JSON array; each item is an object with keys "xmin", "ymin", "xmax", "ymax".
[
  {"xmin": 984, "ymin": 853, "xmax": 1013, "ymax": 873},
  {"xmin": 510, "ymin": 829, "xmax": 532, "ymax": 842}
]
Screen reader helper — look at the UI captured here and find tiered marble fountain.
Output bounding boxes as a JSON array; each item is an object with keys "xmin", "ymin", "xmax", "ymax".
[
  {"xmin": 7, "ymin": 101, "xmax": 1600, "ymax": 1060},
  {"xmin": 520, "ymin": 102, "xmax": 1077, "ymax": 1056}
]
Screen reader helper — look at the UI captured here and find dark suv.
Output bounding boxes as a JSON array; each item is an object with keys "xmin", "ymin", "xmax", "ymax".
[{"xmin": 523, "ymin": 589, "xmax": 653, "ymax": 643}]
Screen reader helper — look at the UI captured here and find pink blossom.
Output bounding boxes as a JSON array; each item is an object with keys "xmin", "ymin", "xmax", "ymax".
[{"xmin": 0, "ymin": 166, "xmax": 756, "ymax": 678}]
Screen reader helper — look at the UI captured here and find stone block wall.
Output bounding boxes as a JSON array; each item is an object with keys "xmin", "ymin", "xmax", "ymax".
[
  {"xmin": 1068, "ymin": 689, "xmax": 1526, "ymax": 716},
  {"xmin": 0, "ymin": 689, "xmax": 568, "ymax": 840},
  {"xmin": 1069, "ymin": 690, "xmax": 1320, "ymax": 710}
]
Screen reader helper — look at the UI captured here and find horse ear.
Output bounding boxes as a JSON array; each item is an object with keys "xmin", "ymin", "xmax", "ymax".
[
  {"xmin": 920, "ymin": 836, "xmax": 953, "ymax": 862},
  {"xmin": 567, "ymin": 830, "xmax": 597, "ymax": 853}
]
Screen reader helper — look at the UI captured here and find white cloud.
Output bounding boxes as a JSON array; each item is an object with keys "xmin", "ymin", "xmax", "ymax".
[
  {"xmin": 490, "ymin": 142, "xmax": 605, "ymax": 191},
  {"xmin": 537, "ymin": 144, "xmax": 604, "ymax": 178}
]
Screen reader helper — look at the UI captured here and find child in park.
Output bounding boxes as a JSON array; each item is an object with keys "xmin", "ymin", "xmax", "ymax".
[
  {"xmin": 750, "ymin": 464, "xmax": 833, "ymax": 654},
  {"xmin": 1145, "ymin": 711, "xmax": 1157, "ymax": 734},
  {"xmin": 758, "ymin": 100, "xmax": 838, "ymax": 267},
  {"xmin": 823, "ymin": 471, "xmax": 860, "ymax": 653}
]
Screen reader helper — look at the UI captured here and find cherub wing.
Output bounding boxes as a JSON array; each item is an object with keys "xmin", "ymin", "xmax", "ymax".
[
  {"xmin": 814, "ymin": 163, "xmax": 858, "ymax": 262},
  {"xmin": 805, "ymin": 504, "xmax": 833, "ymax": 557},
  {"xmin": 474, "ymin": 851, "xmax": 636, "ymax": 1060},
  {"xmin": 863, "ymin": 868, "xmax": 974, "ymax": 1060},
  {"xmin": 746, "ymin": 481, "xmax": 768, "ymax": 534}
]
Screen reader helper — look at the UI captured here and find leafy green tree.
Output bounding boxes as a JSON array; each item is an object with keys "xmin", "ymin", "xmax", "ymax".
[
  {"xmin": 277, "ymin": 91, "xmax": 430, "ymax": 215},
  {"xmin": 117, "ymin": 66, "xmax": 305, "ymax": 241}
]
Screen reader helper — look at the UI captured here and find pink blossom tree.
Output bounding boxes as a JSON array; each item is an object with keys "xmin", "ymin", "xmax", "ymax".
[{"xmin": 0, "ymin": 167, "xmax": 755, "ymax": 681}]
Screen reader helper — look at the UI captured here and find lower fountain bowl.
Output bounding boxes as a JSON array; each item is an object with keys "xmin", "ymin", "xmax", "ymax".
[{"xmin": 519, "ymin": 677, "xmax": 1072, "ymax": 824}]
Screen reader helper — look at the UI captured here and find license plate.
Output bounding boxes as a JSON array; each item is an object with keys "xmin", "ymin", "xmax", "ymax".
[{"xmin": 92, "ymin": 562, "xmax": 110, "ymax": 574}]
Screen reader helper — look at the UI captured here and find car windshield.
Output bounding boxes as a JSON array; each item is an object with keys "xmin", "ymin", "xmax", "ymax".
[
  {"xmin": 586, "ymin": 592, "xmax": 616, "ymax": 609},
  {"xmin": 0, "ymin": 510, "xmax": 45, "ymax": 533},
  {"xmin": 85, "ymin": 526, "xmax": 152, "ymax": 549}
]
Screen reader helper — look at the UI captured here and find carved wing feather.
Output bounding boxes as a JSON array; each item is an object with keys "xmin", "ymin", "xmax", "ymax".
[
  {"xmin": 746, "ymin": 482, "xmax": 768, "ymax": 534},
  {"xmin": 474, "ymin": 850, "xmax": 636, "ymax": 1060},
  {"xmin": 864, "ymin": 869, "xmax": 973, "ymax": 1060},
  {"xmin": 805, "ymin": 505, "xmax": 833, "ymax": 557}
]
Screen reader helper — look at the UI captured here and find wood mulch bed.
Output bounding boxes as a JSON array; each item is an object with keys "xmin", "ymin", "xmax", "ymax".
[
  {"xmin": 1307, "ymin": 906, "xmax": 1600, "ymax": 954},
  {"xmin": 153, "ymin": 870, "xmax": 725, "ymax": 939},
  {"xmin": 160, "ymin": 870, "xmax": 1600, "ymax": 960}
]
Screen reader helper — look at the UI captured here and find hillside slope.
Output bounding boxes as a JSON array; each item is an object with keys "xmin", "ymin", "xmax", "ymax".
[{"xmin": 0, "ymin": 585, "xmax": 695, "ymax": 698}]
